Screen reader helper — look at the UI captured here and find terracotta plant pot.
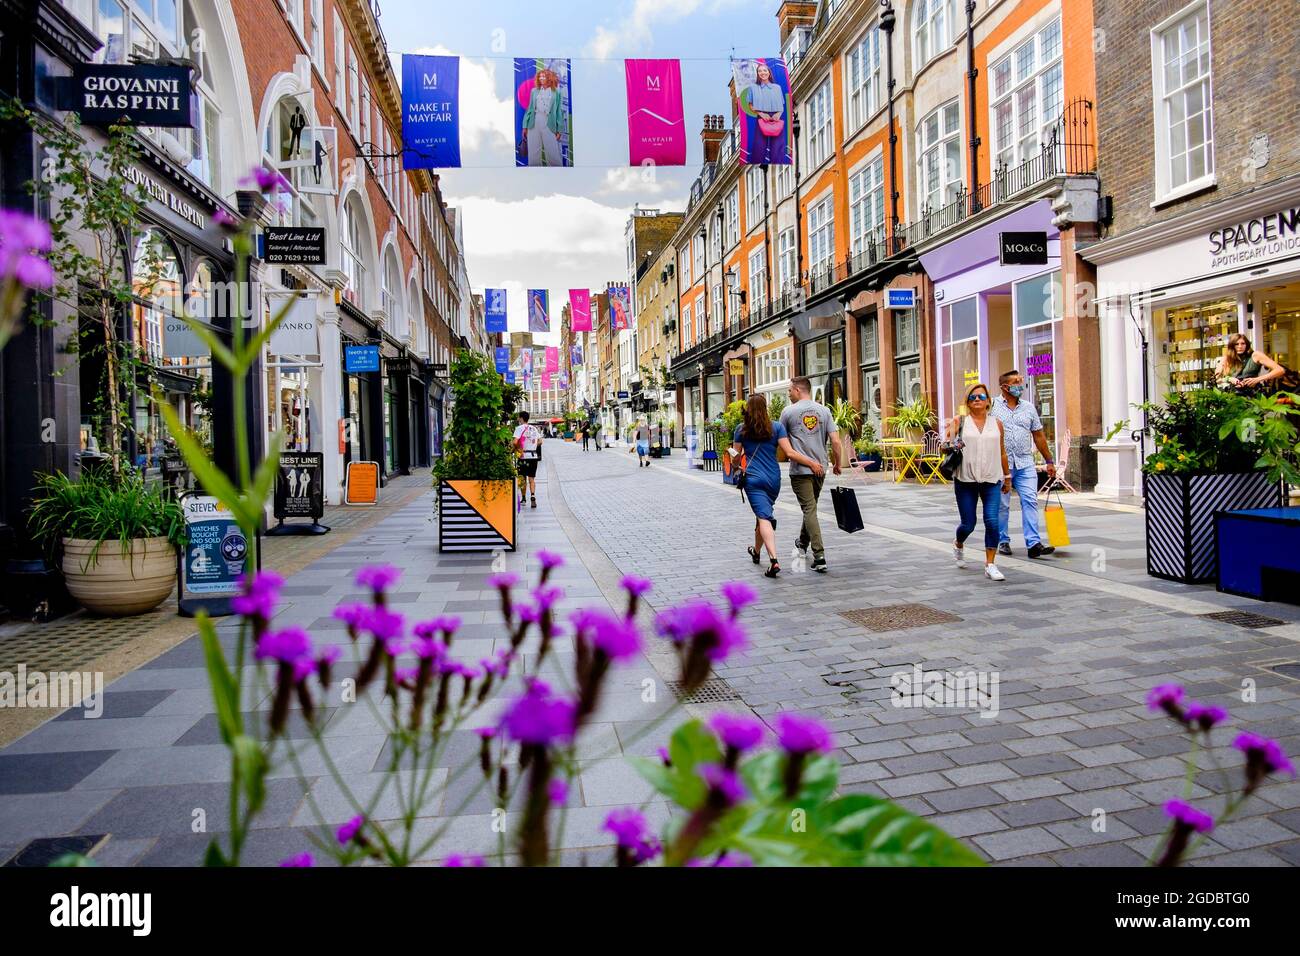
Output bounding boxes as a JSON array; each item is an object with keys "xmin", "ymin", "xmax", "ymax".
[{"xmin": 61, "ymin": 536, "xmax": 176, "ymax": 616}]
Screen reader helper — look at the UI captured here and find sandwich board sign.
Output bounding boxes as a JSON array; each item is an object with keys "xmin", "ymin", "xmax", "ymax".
[
  {"xmin": 345, "ymin": 461, "xmax": 380, "ymax": 505},
  {"xmin": 178, "ymin": 493, "xmax": 253, "ymax": 617},
  {"xmin": 268, "ymin": 452, "xmax": 329, "ymax": 535}
]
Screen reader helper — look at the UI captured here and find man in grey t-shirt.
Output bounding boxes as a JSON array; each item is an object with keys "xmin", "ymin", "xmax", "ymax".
[{"xmin": 779, "ymin": 376, "xmax": 843, "ymax": 572}]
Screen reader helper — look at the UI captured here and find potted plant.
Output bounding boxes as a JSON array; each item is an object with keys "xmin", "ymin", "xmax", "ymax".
[
  {"xmin": 710, "ymin": 400, "xmax": 747, "ymax": 483},
  {"xmin": 434, "ymin": 350, "xmax": 519, "ymax": 552},
  {"xmin": 27, "ymin": 468, "xmax": 185, "ymax": 616},
  {"xmin": 1141, "ymin": 388, "xmax": 1286, "ymax": 584},
  {"xmin": 849, "ymin": 421, "xmax": 882, "ymax": 470},
  {"xmin": 884, "ymin": 397, "xmax": 935, "ymax": 444}
]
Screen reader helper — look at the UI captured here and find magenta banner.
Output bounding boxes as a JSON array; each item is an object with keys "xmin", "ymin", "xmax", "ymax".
[
  {"xmin": 625, "ymin": 59, "xmax": 686, "ymax": 167},
  {"xmin": 541, "ymin": 371, "xmax": 552, "ymax": 390},
  {"xmin": 545, "ymin": 346, "xmax": 558, "ymax": 373},
  {"xmin": 569, "ymin": 289, "xmax": 591, "ymax": 331}
]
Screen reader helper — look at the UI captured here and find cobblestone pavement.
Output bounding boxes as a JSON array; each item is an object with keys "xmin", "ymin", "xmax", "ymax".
[
  {"xmin": 3, "ymin": 441, "xmax": 1299, "ymax": 866},
  {"xmin": 555, "ymin": 441, "xmax": 1300, "ymax": 866}
]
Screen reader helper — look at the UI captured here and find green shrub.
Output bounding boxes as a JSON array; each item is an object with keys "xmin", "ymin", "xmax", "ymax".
[{"xmin": 27, "ymin": 468, "xmax": 185, "ymax": 565}]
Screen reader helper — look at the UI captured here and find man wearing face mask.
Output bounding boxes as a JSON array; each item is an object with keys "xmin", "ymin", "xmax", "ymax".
[{"xmin": 991, "ymin": 370, "xmax": 1057, "ymax": 558}]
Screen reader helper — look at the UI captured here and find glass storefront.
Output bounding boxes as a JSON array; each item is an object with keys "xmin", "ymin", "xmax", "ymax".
[
  {"xmin": 892, "ymin": 311, "xmax": 921, "ymax": 412},
  {"xmin": 802, "ymin": 330, "xmax": 846, "ymax": 406},
  {"xmin": 857, "ymin": 313, "xmax": 881, "ymax": 437},
  {"xmin": 941, "ymin": 297, "xmax": 979, "ymax": 415},
  {"xmin": 1013, "ymin": 270, "xmax": 1064, "ymax": 449},
  {"xmin": 1157, "ymin": 296, "xmax": 1238, "ymax": 395},
  {"xmin": 1256, "ymin": 282, "xmax": 1300, "ymax": 371}
]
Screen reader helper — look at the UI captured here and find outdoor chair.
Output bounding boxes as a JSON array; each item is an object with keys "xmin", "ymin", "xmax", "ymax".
[
  {"xmin": 1039, "ymin": 428, "xmax": 1079, "ymax": 495},
  {"xmin": 915, "ymin": 430, "xmax": 948, "ymax": 485}
]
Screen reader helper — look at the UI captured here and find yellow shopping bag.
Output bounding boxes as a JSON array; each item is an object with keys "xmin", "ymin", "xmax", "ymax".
[{"xmin": 1042, "ymin": 492, "xmax": 1070, "ymax": 548}]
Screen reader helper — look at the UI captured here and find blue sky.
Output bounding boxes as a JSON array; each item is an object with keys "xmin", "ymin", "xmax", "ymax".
[{"xmin": 379, "ymin": 0, "xmax": 783, "ymax": 336}]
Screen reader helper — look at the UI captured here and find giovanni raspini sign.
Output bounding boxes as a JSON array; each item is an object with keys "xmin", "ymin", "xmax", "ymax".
[{"xmin": 62, "ymin": 63, "xmax": 193, "ymax": 128}]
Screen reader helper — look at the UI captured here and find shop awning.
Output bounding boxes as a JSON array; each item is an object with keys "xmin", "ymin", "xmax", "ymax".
[
  {"xmin": 790, "ymin": 299, "xmax": 844, "ymax": 340},
  {"xmin": 918, "ymin": 199, "xmax": 1059, "ymax": 284}
]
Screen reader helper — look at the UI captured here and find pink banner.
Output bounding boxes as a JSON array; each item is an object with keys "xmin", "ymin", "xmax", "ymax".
[
  {"xmin": 569, "ymin": 289, "xmax": 591, "ymax": 331},
  {"xmin": 545, "ymin": 346, "xmax": 558, "ymax": 373},
  {"xmin": 541, "ymin": 371, "xmax": 552, "ymax": 390},
  {"xmin": 625, "ymin": 59, "xmax": 686, "ymax": 167}
]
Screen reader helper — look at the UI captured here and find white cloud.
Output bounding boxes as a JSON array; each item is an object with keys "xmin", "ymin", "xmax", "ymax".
[
  {"xmin": 598, "ymin": 167, "xmax": 676, "ymax": 196},
  {"xmin": 409, "ymin": 46, "xmax": 512, "ymax": 153},
  {"xmin": 583, "ymin": 0, "xmax": 711, "ymax": 60}
]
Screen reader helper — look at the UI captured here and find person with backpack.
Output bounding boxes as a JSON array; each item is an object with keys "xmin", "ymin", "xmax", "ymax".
[{"xmin": 513, "ymin": 411, "xmax": 543, "ymax": 509}]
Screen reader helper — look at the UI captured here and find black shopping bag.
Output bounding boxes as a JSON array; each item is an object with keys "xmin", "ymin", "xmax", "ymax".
[{"xmin": 831, "ymin": 486, "xmax": 864, "ymax": 534}]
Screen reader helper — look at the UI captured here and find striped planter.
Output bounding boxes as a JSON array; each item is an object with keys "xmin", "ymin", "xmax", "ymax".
[
  {"xmin": 438, "ymin": 480, "xmax": 517, "ymax": 553},
  {"xmin": 1145, "ymin": 471, "xmax": 1281, "ymax": 584}
]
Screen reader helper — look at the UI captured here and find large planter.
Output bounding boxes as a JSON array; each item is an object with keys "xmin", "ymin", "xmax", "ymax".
[
  {"xmin": 438, "ymin": 479, "xmax": 517, "ymax": 552},
  {"xmin": 1092, "ymin": 441, "xmax": 1138, "ymax": 498},
  {"xmin": 61, "ymin": 536, "xmax": 176, "ymax": 616},
  {"xmin": 1145, "ymin": 471, "xmax": 1282, "ymax": 583}
]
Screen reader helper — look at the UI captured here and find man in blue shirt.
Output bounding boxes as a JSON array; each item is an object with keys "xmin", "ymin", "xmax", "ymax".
[{"xmin": 991, "ymin": 370, "xmax": 1057, "ymax": 558}]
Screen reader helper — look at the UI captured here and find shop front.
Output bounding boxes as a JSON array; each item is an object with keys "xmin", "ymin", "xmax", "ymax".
[
  {"xmin": 338, "ymin": 300, "xmax": 385, "ymax": 483},
  {"xmin": 841, "ymin": 279, "xmax": 933, "ymax": 441},
  {"xmin": 751, "ymin": 332, "xmax": 794, "ymax": 403},
  {"xmin": 1085, "ymin": 175, "xmax": 1300, "ymax": 496}
]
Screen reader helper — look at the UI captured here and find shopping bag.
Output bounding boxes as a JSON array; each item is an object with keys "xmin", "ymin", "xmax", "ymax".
[
  {"xmin": 1043, "ymin": 492, "xmax": 1070, "ymax": 547},
  {"xmin": 831, "ymin": 486, "xmax": 864, "ymax": 534}
]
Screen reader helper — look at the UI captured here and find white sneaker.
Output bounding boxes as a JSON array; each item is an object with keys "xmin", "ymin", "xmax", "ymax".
[
  {"xmin": 984, "ymin": 564, "xmax": 1006, "ymax": 582},
  {"xmin": 953, "ymin": 546, "xmax": 967, "ymax": 569}
]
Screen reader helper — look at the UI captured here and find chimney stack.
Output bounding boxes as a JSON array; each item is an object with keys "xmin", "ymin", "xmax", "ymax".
[{"xmin": 700, "ymin": 114, "xmax": 727, "ymax": 164}]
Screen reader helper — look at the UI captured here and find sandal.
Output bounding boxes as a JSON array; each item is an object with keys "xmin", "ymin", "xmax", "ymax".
[
  {"xmin": 764, "ymin": 559, "xmax": 781, "ymax": 578},
  {"xmin": 747, "ymin": 546, "xmax": 761, "ymax": 565}
]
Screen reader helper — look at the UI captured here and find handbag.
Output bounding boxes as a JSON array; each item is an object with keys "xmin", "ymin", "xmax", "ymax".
[
  {"xmin": 758, "ymin": 117, "xmax": 784, "ymax": 137},
  {"xmin": 831, "ymin": 485, "xmax": 864, "ymax": 534},
  {"xmin": 938, "ymin": 416, "xmax": 965, "ymax": 481},
  {"xmin": 1042, "ymin": 490, "xmax": 1071, "ymax": 548}
]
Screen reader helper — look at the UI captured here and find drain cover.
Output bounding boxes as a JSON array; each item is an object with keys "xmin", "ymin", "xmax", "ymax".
[
  {"xmin": 1268, "ymin": 662, "xmax": 1300, "ymax": 680},
  {"xmin": 1200, "ymin": 610, "xmax": 1287, "ymax": 629},
  {"xmin": 4, "ymin": 834, "xmax": 105, "ymax": 867},
  {"xmin": 839, "ymin": 604, "xmax": 962, "ymax": 632},
  {"xmin": 665, "ymin": 678, "xmax": 743, "ymax": 703}
]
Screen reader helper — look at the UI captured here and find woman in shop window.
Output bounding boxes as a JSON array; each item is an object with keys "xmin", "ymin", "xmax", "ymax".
[{"xmin": 1216, "ymin": 333, "xmax": 1285, "ymax": 395}]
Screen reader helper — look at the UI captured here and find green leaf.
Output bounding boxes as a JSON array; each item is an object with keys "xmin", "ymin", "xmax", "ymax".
[
  {"xmin": 237, "ymin": 298, "xmax": 293, "ymax": 372},
  {"xmin": 232, "ymin": 734, "xmax": 267, "ymax": 817},
  {"xmin": 155, "ymin": 393, "xmax": 254, "ymax": 525},
  {"xmin": 250, "ymin": 431, "xmax": 285, "ymax": 510},
  {"xmin": 198, "ymin": 613, "xmax": 241, "ymax": 746},
  {"xmin": 177, "ymin": 315, "xmax": 237, "ymax": 372},
  {"xmin": 203, "ymin": 840, "xmax": 230, "ymax": 867},
  {"xmin": 629, "ymin": 755, "xmax": 707, "ymax": 810},
  {"xmin": 668, "ymin": 719, "xmax": 723, "ymax": 777},
  {"xmin": 817, "ymin": 794, "xmax": 984, "ymax": 866}
]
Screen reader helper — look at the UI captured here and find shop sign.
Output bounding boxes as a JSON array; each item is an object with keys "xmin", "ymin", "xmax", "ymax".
[
  {"xmin": 386, "ymin": 357, "xmax": 412, "ymax": 377},
  {"xmin": 963, "ymin": 368, "xmax": 979, "ymax": 386},
  {"xmin": 269, "ymin": 295, "xmax": 319, "ymax": 355},
  {"xmin": 179, "ymin": 495, "xmax": 247, "ymax": 596},
  {"xmin": 262, "ymin": 227, "xmax": 327, "ymax": 265},
  {"xmin": 345, "ymin": 461, "xmax": 380, "ymax": 505},
  {"xmin": 345, "ymin": 345, "xmax": 380, "ymax": 373},
  {"xmin": 885, "ymin": 288, "xmax": 916, "ymax": 310},
  {"xmin": 274, "ymin": 452, "xmax": 325, "ymax": 520},
  {"xmin": 728, "ymin": 359, "xmax": 746, "ymax": 375},
  {"xmin": 1026, "ymin": 352, "xmax": 1054, "ymax": 376},
  {"xmin": 63, "ymin": 63, "xmax": 192, "ymax": 127},
  {"xmin": 999, "ymin": 231, "xmax": 1049, "ymax": 266},
  {"xmin": 162, "ymin": 311, "xmax": 207, "ymax": 359},
  {"xmin": 123, "ymin": 166, "xmax": 204, "ymax": 229},
  {"xmin": 1207, "ymin": 204, "xmax": 1300, "ymax": 271},
  {"xmin": 617, "ymin": 390, "xmax": 630, "ymax": 399}
]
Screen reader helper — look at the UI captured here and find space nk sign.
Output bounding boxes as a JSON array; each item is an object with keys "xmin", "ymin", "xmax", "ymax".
[{"xmin": 62, "ymin": 64, "xmax": 192, "ymax": 127}]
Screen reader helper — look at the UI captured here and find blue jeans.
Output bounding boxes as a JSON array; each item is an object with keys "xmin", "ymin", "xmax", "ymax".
[
  {"xmin": 999, "ymin": 465, "xmax": 1041, "ymax": 548},
  {"xmin": 955, "ymin": 480, "xmax": 1001, "ymax": 551}
]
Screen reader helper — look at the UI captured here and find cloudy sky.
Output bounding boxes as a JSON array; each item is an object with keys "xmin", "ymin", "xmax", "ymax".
[{"xmin": 381, "ymin": 0, "xmax": 781, "ymax": 340}]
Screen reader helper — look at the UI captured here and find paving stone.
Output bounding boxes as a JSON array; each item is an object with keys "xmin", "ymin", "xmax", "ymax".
[
  {"xmin": 990, "ymin": 797, "xmax": 1077, "ymax": 828},
  {"xmin": 972, "ymin": 826, "xmax": 1068, "ymax": 861},
  {"xmin": 925, "ymin": 786, "xmax": 1005, "ymax": 813}
]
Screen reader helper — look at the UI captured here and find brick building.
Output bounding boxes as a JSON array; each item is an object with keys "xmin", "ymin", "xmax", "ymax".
[{"xmin": 626, "ymin": 207, "xmax": 683, "ymax": 427}]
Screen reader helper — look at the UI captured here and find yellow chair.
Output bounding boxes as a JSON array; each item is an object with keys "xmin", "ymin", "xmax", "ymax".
[{"xmin": 915, "ymin": 430, "xmax": 949, "ymax": 485}]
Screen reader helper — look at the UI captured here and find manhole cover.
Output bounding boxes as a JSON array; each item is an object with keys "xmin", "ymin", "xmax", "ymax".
[
  {"xmin": 838, "ymin": 604, "xmax": 962, "ymax": 632},
  {"xmin": 1200, "ymin": 610, "xmax": 1287, "ymax": 629},
  {"xmin": 665, "ymin": 678, "xmax": 743, "ymax": 703},
  {"xmin": 1267, "ymin": 662, "xmax": 1300, "ymax": 680}
]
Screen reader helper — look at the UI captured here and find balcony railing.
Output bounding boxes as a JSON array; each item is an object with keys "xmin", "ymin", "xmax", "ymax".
[{"xmin": 672, "ymin": 288, "xmax": 803, "ymax": 369}]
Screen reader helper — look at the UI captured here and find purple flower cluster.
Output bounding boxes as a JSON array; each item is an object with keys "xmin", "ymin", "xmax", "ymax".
[
  {"xmin": 710, "ymin": 713, "xmax": 765, "ymax": 754},
  {"xmin": 1164, "ymin": 799, "xmax": 1214, "ymax": 833},
  {"xmin": 774, "ymin": 713, "xmax": 834, "ymax": 755},
  {"xmin": 355, "ymin": 564, "xmax": 401, "ymax": 597},
  {"xmin": 501, "ymin": 680, "xmax": 577, "ymax": 746},
  {"xmin": 233, "ymin": 570, "xmax": 284, "ymax": 630},
  {"xmin": 603, "ymin": 809, "xmax": 661, "ymax": 865},
  {"xmin": 240, "ymin": 165, "xmax": 292, "ymax": 195},
  {"xmin": 0, "ymin": 209, "xmax": 53, "ymax": 290}
]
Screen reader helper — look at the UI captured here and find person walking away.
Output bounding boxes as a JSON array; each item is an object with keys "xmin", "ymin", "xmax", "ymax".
[
  {"xmin": 592, "ymin": 419, "xmax": 602, "ymax": 450},
  {"xmin": 947, "ymin": 383, "xmax": 1012, "ymax": 581},
  {"xmin": 513, "ymin": 411, "xmax": 543, "ymax": 509},
  {"xmin": 634, "ymin": 419, "xmax": 652, "ymax": 467},
  {"xmin": 732, "ymin": 393, "xmax": 824, "ymax": 578},
  {"xmin": 582, "ymin": 418, "xmax": 591, "ymax": 451},
  {"xmin": 779, "ymin": 376, "xmax": 843, "ymax": 573},
  {"xmin": 992, "ymin": 370, "xmax": 1056, "ymax": 558}
]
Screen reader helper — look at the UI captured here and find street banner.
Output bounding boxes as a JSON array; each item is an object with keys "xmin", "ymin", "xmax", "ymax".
[
  {"xmin": 402, "ymin": 54, "xmax": 461, "ymax": 169},
  {"xmin": 485, "ymin": 288, "xmax": 508, "ymax": 332},
  {"xmin": 625, "ymin": 59, "xmax": 686, "ymax": 167},
  {"xmin": 541, "ymin": 371, "xmax": 552, "ymax": 390},
  {"xmin": 521, "ymin": 347, "xmax": 533, "ymax": 389},
  {"xmin": 559, "ymin": 371, "xmax": 569, "ymax": 389},
  {"xmin": 268, "ymin": 294, "xmax": 319, "ymax": 356},
  {"xmin": 571, "ymin": 342, "xmax": 583, "ymax": 366},
  {"xmin": 569, "ymin": 288, "xmax": 591, "ymax": 331},
  {"xmin": 545, "ymin": 346, "xmax": 558, "ymax": 373},
  {"xmin": 494, "ymin": 346, "xmax": 510, "ymax": 372},
  {"xmin": 610, "ymin": 285, "xmax": 631, "ymax": 330},
  {"xmin": 528, "ymin": 289, "xmax": 549, "ymax": 333},
  {"xmin": 505, "ymin": 371, "xmax": 516, "ymax": 384},
  {"xmin": 515, "ymin": 58, "xmax": 574, "ymax": 167},
  {"xmin": 731, "ymin": 57, "xmax": 792, "ymax": 166}
]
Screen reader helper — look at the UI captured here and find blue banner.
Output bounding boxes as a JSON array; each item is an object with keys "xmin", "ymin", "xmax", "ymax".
[
  {"xmin": 485, "ymin": 288, "xmax": 508, "ymax": 333},
  {"xmin": 402, "ymin": 54, "xmax": 460, "ymax": 169},
  {"xmin": 494, "ymin": 346, "xmax": 510, "ymax": 373},
  {"xmin": 505, "ymin": 371, "xmax": 516, "ymax": 384},
  {"xmin": 345, "ymin": 345, "xmax": 380, "ymax": 373}
]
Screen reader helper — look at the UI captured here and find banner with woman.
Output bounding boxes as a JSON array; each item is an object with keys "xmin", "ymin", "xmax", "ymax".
[
  {"xmin": 730, "ymin": 57, "xmax": 792, "ymax": 166},
  {"xmin": 610, "ymin": 285, "xmax": 631, "ymax": 331},
  {"xmin": 528, "ymin": 289, "xmax": 550, "ymax": 333},
  {"xmin": 514, "ymin": 58, "xmax": 574, "ymax": 167}
]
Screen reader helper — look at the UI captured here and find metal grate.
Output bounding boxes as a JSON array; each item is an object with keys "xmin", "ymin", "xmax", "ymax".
[
  {"xmin": 839, "ymin": 604, "xmax": 962, "ymax": 633},
  {"xmin": 1199, "ymin": 610, "xmax": 1288, "ymax": 629},
  {"xmin": 1267, "ymin": 662, "xmax": 1300, "ymax": 681},
  {"xmin": 665, "ymin": 678, "xmax": 743, "ymax": 703}
]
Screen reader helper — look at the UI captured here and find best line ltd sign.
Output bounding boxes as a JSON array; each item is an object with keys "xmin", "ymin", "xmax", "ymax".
[{"xmin": 62, "ymin": 63, "xmax": 192, "ymax": 127}]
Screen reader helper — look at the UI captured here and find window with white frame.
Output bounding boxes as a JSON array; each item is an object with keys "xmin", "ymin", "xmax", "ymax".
[
  {"xmin": 806, "ymin": 77, "xmax": 833, "ymax": 169},
  {"xmin": 725, "ymin": 187, "xmax": 740, "ymax": 247},
  {"xmin": 264, "ymin": 96, "xmax": 320, "ymax": 229},
  {"xmin": 712, "ymin": 283, "xmax": 723, "ymax": 331},
  {"xmin": 775, "ymin": 161, "xmax": 794, "ymax": 201},
  {"xmin": 697, "ymin": 293, "xmax": 709, "ymax": 335},
  {"xmin": 341, "ymin": 198, "xmax": 367, "ymax": 303},
  {"xmin": 846, "ymin": 24, "xmax": 882, "ymax": 131},
  {"xmin": 849, "ymin": 156, "xmax": 885, "ymax": 257},
  {"xmin": 680, "ymin": 243, "xmax": 691, "ymax": 287},
  {"xmin": 990, "ymin": 16, "xmax": 1064, "ymax": 171},
  {"xmin": 1152, "ymin": 2, "xmax": 1214, "ymax": 196},
  {"xmin": 755, "ymin": 344, "xmax": 792, "ymax": 390},
  {"xmin": 682, "ymin": 303, "xmax": 692, "ymax": 344},
  {"xmin": 808, "ymin": 194, "xmax": 835, "ymax": 278},
  {"xmin": 918, "ymin": 100, "xmax": 962, "ymax": 213},
  {"xmin": 693, "ymin": 233, "xmax": 705, "ymax": 280},
  {"xmin": 334, "ymin": 18, "xmax": 345, "ymax": 108},
  {"xmin": 778, "ymin": 227, "xmax": 796, "ymax": 293},
  {"xmin": 348, "ymin": 47, "xmax": 360, "ymax": 132},
  {"xmin": 748, "ymin": 246, "xmax": 766, "ymax": 311},
  {"xmin": 284, "ymin": 0, "xmax": 303, "ymax": 36},
  {"xmin": 746, "ymin": 166, "xmax": 764, "ymax": 228},
  {"xmin": 913, "ymin": 0, "xmax": 956, "ymax": 68},
  {"xmin": 309, "ymin": 0, "xmax": 323, "ymax": 70}
]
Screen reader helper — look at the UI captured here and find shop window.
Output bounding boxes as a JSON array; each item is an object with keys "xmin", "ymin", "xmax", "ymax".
[
  {"xmin": 131, "ymin": 229, "xmax": 182, "ymax": 367},
  {"xmin": 802, "ymin": 331, "xmax": 846, "ymax": 406},
  {"xmin": 1158, "ymin": 297, "xmax": 1238, "ymax": 395},
  {"xmin": 1257, "ymin": 285, "xmax": 1300, "ymax": 373},
  {"xmin": 1014, "ymin": 270, "xmax": 1063, "ymax": 328},
  {"xmin": 942, "ymin": 297, "xmax": 979, "ymax": 416}
]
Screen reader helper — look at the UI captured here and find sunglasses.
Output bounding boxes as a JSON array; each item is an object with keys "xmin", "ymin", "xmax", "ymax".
[{"xmin": 968, "ymin": 394, "xmax": 989, "ymax": 402}]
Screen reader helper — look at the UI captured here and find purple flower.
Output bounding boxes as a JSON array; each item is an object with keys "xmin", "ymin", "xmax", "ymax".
[
  {"xmin": 356, "ymin": 564, "xmax": 401, "ymax": 594},
  {"xmin": 332, "ymin": 602, "xmax": 370, "ymax": 631},
  {"xmin": 1233, "ymin": 733, "xmax": 1296, "ymax": 779},
  {"xmin": 255, "ymin": 627, "xmax": 313, "ymax": 664},
  {"xmin": 657, "ymin": 600, "xmax": 748, "ymax": 661},
  {"xmin": 719, "ymin": 580, "xmax": 759, "ymax": 614},
  {"xmin": 710, "ymin": 713, "xmax": 765, "ymax": 752},
  {"xmin": 413, "ymin": 635, "xmax": 447, "ymax": 660},
  {"xmin": 475, "ymin": 726, "xmax": 497, "ymax": 739},
  {"xmin": 572, "ymin": 608, "xmax": 642, "ymax": 661},
  {"xmin": 336, "ymin": 814, "xmax": 365, "ymax": 846},
  {"xmin": 1147, "ymin": 684, "xmax": 1186, "ymax": 716},
  {"xmin": 699, "ymin": 763, "xmax": 746, "ymax": 806},
  {"xmin": 773, "ymin": 713, "xmax": 834, "ymax": 755},
  {"xmin": 656, "ymin": 746, "xmax": 671, "ymax": 766},
  {"xmin": 0, "ymin": 209, "xmax": 54, "ymax": 290},
  {"xmin": 620, "ymin": 575, "xmax": 652, "ymax": 598},
  {"xmin": 443, "ymin": 854, "xmax": 486, "ymax": 867},
  {"xmin": 515, "ymin": 602, "xmax": 540, "ymax": 624},
  {"xmin": 488, "ymin": 572, "xmax": 520, "ymax": 589},
  {"xmin": 362, "ymin": 608, "xmax": 405, "ymax": 641},
  {"xmin": 278, "ymin": 852, "xmax": 315, "ymax": 867},
  {"xmin": 213, "ymin": 207, "xmax": 239, "ymax": 230},
  {"xmin": 548, "ymin": 778, "xmax": 569, "ymax": 806},
  {"xmin": 240, "ymin": 165, "xmax": 292, "ymax": 194},
  {"xmin": 232, "ymin": 570, "xmax": 284, "ymax": 620},
  {"xmin": 531, "ymin": 585, "xmax": 565, "ymax": 612},
  {"xmin": 1164, "ymin": 799, "xmax": 1214, "ymax": 833},
  {"xmin": 394, "ymin": 665, "xmax": 420, "ymax": 685},
  {"xmin": 537, "ymin": 550, "xmax": 565, "ymax": 571},
  {"xmin": 383, "ymin": 637, "xmax": 406, "ymax": 657},
  {"xmin": 1185, "ymin": 701, "xmax": 1229, "ymax": 731},
  {"xmin": 603, "ymin": 808, "xmax": 660, "ymax": 863},
  {"xmin": 501, "ymin": 682, "xmax": 577, "ymax": 746}
]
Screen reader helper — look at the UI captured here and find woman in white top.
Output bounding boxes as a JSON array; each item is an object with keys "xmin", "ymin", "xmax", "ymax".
[{"xmin": 944, "ymin": 383, "xmax": 1012, "ymax": 581}]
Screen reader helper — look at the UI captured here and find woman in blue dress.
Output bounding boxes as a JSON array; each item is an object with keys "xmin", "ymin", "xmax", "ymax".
[{"xmin": 732, "ymin": 393, "xmax": 826, "ymax": 577}]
